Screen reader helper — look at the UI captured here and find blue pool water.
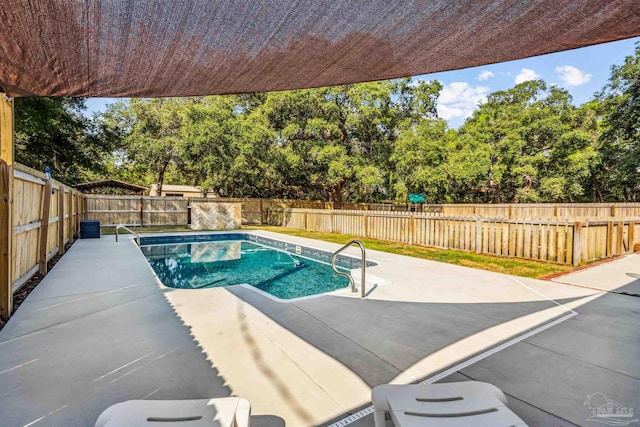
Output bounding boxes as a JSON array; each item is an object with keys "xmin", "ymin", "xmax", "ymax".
[{"xmin": 141, "ymin": 241, "xmax": 351, "ymax": 299}]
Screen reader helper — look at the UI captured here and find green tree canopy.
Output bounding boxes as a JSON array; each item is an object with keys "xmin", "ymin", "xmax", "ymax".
[
  {"xmin": 18, "ymin": 42, "xmax": 638, "ymax": 203},
  {"xmin": 15, "ymin": 97, "xmax": 112, "ymax": 184}
]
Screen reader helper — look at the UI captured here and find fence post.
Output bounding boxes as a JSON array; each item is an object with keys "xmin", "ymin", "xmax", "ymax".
[
  {"xmin": 629, "ymin": 221, "xmax": 635, "ymax": 253},
  {"xmin": 611, "ymin": 204, "xmax": 617, "ymax": 218},
  {"xmin": 68, "ymin": 193, "xmax": 75, "ymax": 246},
  {"xmin": 39, "ymin": 179, "xmax": 53, "ymax": 275},
  {"xmin": 78, "ymin": 194, "xmax": 82, "ymax": 235},
  {"xmin": 508, "ymin": 204, "xmax": 513, "ymax": 219},
  {"xmin": 616, "ymin": 221, "xmax": 624, "ymax": 255},
  {"xmin": 363, "ymin": 211, "xmax": 368, "ymax": 238},
  {"xmin": 303, "ymin": 211, "xmax": 308, "ymax": 231},
  {"xmin": 0, "ymin": 94, "xmax": 13, "ymax": 320},
  {"xmin": 140, "ymin": 196, "xmax": 144, "ymax": 227},
  {"xmin": 74, "ymin": 193, "xmax": 79, "ymax": 237},
  {"xmin": 475, "ymin": 218, "xmax": 482, "ymax": 254},
  {"xmin": 330, "ymin": 211, "xmax": 334, "ymax": 233},
  {"xmin": 260, "ymin": 199, "xmax": 265, "ymax": 225},
  {"xmin": 553, "ymin": 204, "xmax": 558, "ymax": 218},
  {"xmin": 606, "ymin": 220, "xmax": 614, "ymax": 257},
  {"xmin": 186, "ymin": 198, "xmax": 191, "ymax": 226},
  {"xmin": 58, "ymin": 188, "xmax": 65, "ymax": 255},
  {"xmin": 0, "ymin": 161, "xmax": 12, "ymax": 319},
  {"xmin": 409, "ymin": 214, "xmax": 415, "ymax": 245},
  {"xmin": 573, "ymin": 222, "xmax": 584, "ymax": 266}
]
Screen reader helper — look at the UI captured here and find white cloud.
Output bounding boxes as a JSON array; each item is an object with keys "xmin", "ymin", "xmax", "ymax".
[
  {"xmin": 478, "ymin": 70, "xmax": 494, "ymax": 81},
  {"xmin": 555, "ymin": 65, "xmax": 591, "ymax": 87},
  {"xmin": 437, "ymin": 82, "xmax": 489, "ymax": 121},
  {"xmin": 515, "ymin": 68, "xmax": 539, "ymax": 84}
]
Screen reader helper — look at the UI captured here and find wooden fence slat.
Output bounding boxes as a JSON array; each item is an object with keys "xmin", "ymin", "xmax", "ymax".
[
  {"xmin": 557, "ymin": 224, "xmax": 567, "ymax": 263},
  {"xmin": 572, "ymin": 222, "xmax": 583, "ymax": 266},
  {"xmin": 531, "ymin": 224, "xmax": 539, "ymax": 260},
  {"xmin": 617, "ymin": 221, "xmax": 624, "ymax": 255},
  {"xmin": 565, "ymin": 225, "xmax": 573, "ymax": 265},
  {"xmin": 58, "ymin": 189, "xmax": 65, "ymax": 255},
  {"xmin": 38, "ymin": 180, "xmax": 52, "ymax": 274},
  {"xmin": 0, "ymin": 160, "xmax": 12, "ymax": 319},
  {"xmin": 540, "ymin": 224, "xmax": 548, "ymax": 261}
]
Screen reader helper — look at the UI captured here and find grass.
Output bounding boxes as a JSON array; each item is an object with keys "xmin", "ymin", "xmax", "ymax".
[
  {"xmin": 244, "ymin": 226, "xmax": 571, "ymax": 279},
  {"xmin": 100, "ymin": 224, "xmax": 572, "ymax": 278}
]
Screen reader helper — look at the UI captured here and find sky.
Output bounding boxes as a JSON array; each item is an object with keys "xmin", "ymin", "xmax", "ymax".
[{"xmin": 85, "ymin": 36, "xmax": 640, "ymax": 128}]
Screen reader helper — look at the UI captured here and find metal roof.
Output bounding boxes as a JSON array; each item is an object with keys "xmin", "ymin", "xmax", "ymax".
[
  {"xmin": 1, "ymin": 1, "xmax": 639, "ymax": 97},
  {"xmin": 76, "ymin": 179, "xmax": 147, "ymax": 193}
]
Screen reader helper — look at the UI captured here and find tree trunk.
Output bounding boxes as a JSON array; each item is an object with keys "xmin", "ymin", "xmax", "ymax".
[
  {"xmin": 156, "ymin": 161, "xmax": 169, "ymax": 196},
  {"xmin": 157, "ymin": 177, "xmax": 164, "ymax": 196},
  {"xmin": 330, "ymin": 182, "xmax": 343, "ymax": 209}
]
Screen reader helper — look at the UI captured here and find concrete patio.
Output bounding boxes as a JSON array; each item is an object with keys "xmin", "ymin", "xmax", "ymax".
[{"xmin": 0, "ymin": 230, "xmax": 638, "ymax": 427}]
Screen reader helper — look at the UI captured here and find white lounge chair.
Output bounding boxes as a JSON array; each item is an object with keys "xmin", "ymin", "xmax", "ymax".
[
  {"xmin": 372, "ymin": 382, "xmax": 527, "ymax": 426},
  {"xmin": 94, "ymin": 397, "xmax": 251, "ymax": 427}
]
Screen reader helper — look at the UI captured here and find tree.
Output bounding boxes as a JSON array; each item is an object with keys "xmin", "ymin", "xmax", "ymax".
[
  {"xmin": 120, "ymin": 98, "xmax": 191, "ymax": 195},
  {"xmin": 459, "ymin": 80, "xmax": 598, "ymax": 202},
  {"xmin": 15, "ymin": 97, "xmax": 111, "ymax": 184},
  {"xmin": 596, "ymin": 43, "xmax": 640, "ymax": 201},
  {"xmin": 181, "ymin": 96, "xmax": 279, "ymax": 197},
  {"xmin": 259, "ymin": 82, "xmax": 400, "ymax": 205}
]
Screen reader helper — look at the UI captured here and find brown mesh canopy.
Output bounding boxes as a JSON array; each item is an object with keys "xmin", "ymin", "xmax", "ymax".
[{"xmin": 1, "ymin": 0, "xmax": 639, "ymax": 97}]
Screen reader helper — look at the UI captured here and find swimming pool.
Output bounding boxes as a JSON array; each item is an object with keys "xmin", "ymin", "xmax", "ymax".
[{"xmin": 140, "ymin": 234, "xmax": 376, "ymax": 300}]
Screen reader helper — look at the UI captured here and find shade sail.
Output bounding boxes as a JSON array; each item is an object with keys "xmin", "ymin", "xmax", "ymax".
[{"xmin": 1, "ymin": 1, "xmax": 639, "ymax": 97}]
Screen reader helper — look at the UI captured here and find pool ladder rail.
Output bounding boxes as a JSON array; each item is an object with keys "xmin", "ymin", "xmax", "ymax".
[
  {"xmin": 331, "ymin": 239, "xmax": 366, "ymax": 298},
  {"xmin": 115, "ymin": 225, "xmax": 141, "ymax": 247}
]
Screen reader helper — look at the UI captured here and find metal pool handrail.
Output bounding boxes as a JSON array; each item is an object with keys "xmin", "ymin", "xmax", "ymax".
[
  {"xmin": 331, "ymin": 240, "xmax": 366, "ymax": 298},
  {"xmin": 115, "ymin": 225, "xmax": 140, "ymax": 246}
]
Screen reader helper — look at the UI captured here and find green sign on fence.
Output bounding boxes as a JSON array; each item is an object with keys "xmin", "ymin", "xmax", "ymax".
[{"xmin": 408, "ymin": 194, "xmax": 425, "ymax": 203}]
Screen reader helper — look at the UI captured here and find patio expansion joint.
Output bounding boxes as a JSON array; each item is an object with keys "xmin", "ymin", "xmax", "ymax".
[
  {"xmin": 518, "ymin": 339, "xmax": 640, "ymax": 382},
  {"xmin": 451, "ymin": 371, "xmax": 582, "ymax": 426},
  {"xmin": 17, "ymin": 282, "xmax": 159, "ymax": 304},
  {"xmin": 291, "ymin": 301, "xmax": 404, "ymax": 374},
  {"xmin": 507, "ymin": 276, "xmax": 578, "ymax": 315},
  {"xmin": 551, "ymin": 279, "xmax": 640, "ymax": 298},
  {"xmin": 0, "ymin": 289, "xmax": 165, "ymax": 346}
]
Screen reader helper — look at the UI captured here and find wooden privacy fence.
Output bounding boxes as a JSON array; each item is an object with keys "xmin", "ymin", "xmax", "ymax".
[
  {"xmin": 426, "ymin": 203, "xmax": 640, "ymax": 219},
  {"xmin": 11, "ymin": 164, "xmax": 84, "ymax": 291},
  {"xmin": 85, "ymin": 196, "xmax": 331, "ymax": 226},
  {"xmin": 85, "ymin": 195, "xmax": 188, "ymax": 226},
  {"xmin": 271, "ymin": 209, "xmax": 640, "ymax": 266},
  {"xmin": 85, "ymin": 196, "xmax": 640, "ymax": 225},
  {"xmin": 341, "ymin": 202, "xmax": 640, "ymax": 218}
]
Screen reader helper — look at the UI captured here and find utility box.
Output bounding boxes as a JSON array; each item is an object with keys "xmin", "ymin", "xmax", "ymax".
[{"xmin": 80, "ymin": 220, "xmax": 100, "ymax": 239}]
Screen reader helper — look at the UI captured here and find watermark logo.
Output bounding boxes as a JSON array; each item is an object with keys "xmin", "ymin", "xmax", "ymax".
[{"xmin": 584, "ymin": 393, "xmax": 637, "ymax": 426}]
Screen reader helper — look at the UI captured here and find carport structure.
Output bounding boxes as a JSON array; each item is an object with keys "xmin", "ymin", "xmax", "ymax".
[{"xmin": 76, "ymin": 180, "xmax": 148, "ymax": 195}]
